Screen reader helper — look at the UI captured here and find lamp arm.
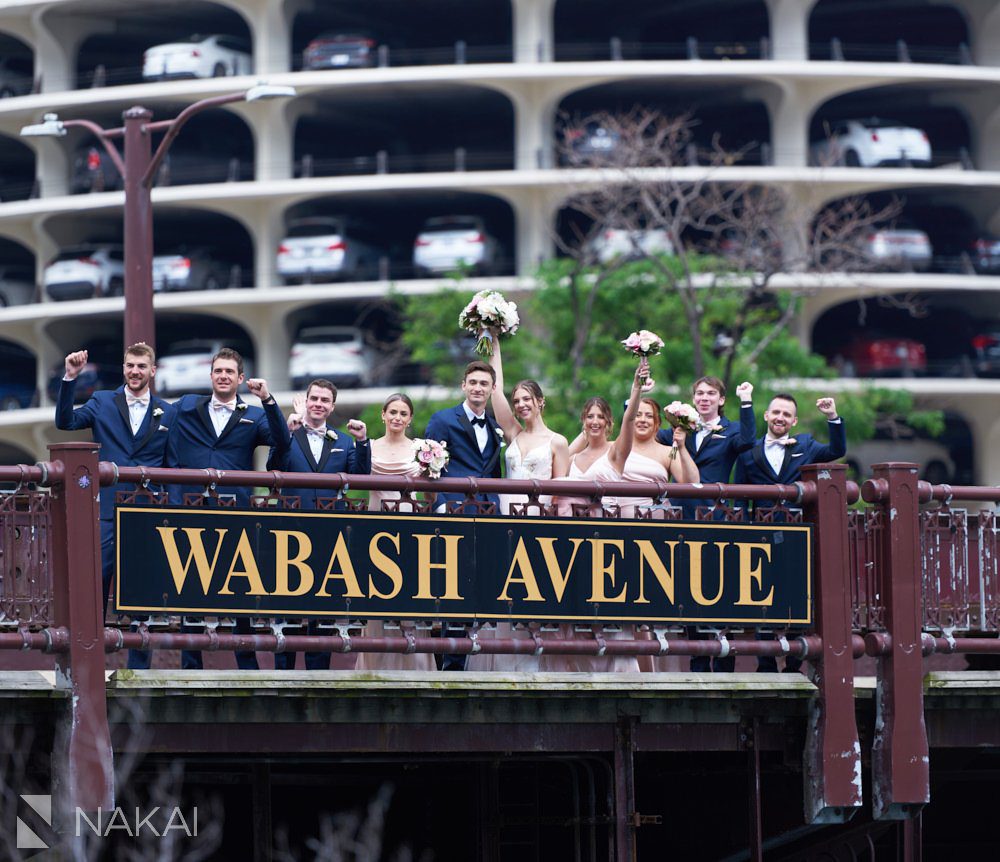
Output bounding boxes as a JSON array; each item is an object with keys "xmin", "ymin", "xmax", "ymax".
[{"xmin": 62, "ymin": 119, "xmax": 126, "ymax": 179}]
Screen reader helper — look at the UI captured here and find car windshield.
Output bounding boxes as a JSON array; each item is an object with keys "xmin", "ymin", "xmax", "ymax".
[
  {"xmin": 287, "ymin": 221, "xmax": 344, "ymax": 238},
  {"xmin": 297, "ymin": 330, "xmax": 357, "ymax": 344},
  {"xmin": 53, "ymin": 249, "xmax": 99, "ymax": 262},
  {"xmin": 423, "ymin": 218, "xmax": 480, "ymax": 232},
  {"xmin": 860, "ymin": 118, "xmax": 907, "ymax": 129}
]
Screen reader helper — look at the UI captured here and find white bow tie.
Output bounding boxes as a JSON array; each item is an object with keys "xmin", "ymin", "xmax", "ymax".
[
  {"xmin": 126, "ymin": 395, "xmax": 148, "ymax": 408},
  {"xmin": 211, "ymin": 400, "xmax": 236, "ymax": 412}
]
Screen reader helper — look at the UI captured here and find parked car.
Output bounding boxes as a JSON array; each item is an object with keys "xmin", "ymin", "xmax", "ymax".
[
  {"xmin": 0, "ymin": 264, "xmax": 37, "ymax": 307},
  {"xmin": 302, "ymin": 32, "xmax": 378, "ymax": 69},
  {"xmin": 862, "ymin": 226, "xmax": 933, "ymax": 271},
  {"xmin": 46, "ymin": 342, "xmax": 120, "ymax": 404},
  {"xmin": 0, "ymin": 342, "xmax": 35, "ymax": 410},
  {"xmin": 811, "ymin": 118, "xmax": 931, "ymax": 168},
  {"xmin": 152, "ymin": 249, "xmax": 230, "ymax": 293},
  {"xmin": 156, "ymin": 339, "xmax": 254, "ymax": 396},
  {"xmin": 276, "ymin": 216, "xmax": 382, "ymax": 284},
  {"xmin": 289, "ymin": 326, "xmax": 379, "ymax": 389},
  {"xmin": 932, "ymin": 226, "xmax": 1000, "ymax": 275},
  {"xmin": 44, "ymin": 245, "xmax": 124, "ymax": 301},
  {"xmin": 72, "ymin": 145, "xmax": 248, "ymax": 194},
  {"xmin": 413, "ymin": 216, "xmax": 501, "ymax": 275},
  {"xmin": 965, "ymin": 331, "xmax": 1000, "ymax": 377},
  {"xmin": 846, "ymin": 431, "xmax": 955, "ymax": 485},
  {"xmin": 586, "ymin": 228, "xmax": 674, "ymax": 263},
  {"xmin": 833, "ymin": 334, "xmax": 927, "ymax": 377},
  {"xmin": 560, "ymin": 121, "xmax": 621, "ymax": 165},
  {"xmin": 0, "ymin": 57, "xmax": 32, "ymax": 98},
  {"xmin": 142, "ymin": 34, "xmax": 252, "ymax": 81}
]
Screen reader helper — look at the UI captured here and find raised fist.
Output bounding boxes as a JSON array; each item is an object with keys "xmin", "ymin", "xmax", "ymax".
[
  {"xmin": 346, "ymin": 419, "xmax": 367, "ymax": 441},
  {"xmin": 735, "ymin": 381, "xmax": 753, "ymax": 402},
  {"xmin": 64, "ymin": 350, "xmax": 88, "ymax": 380},
  {"xmin": 816, "ymin": 397, "xmax": 837, "ymax": 419},
  {"xmin": 246, "ymin": 378, "xmax": 270, "ymax": 401}
]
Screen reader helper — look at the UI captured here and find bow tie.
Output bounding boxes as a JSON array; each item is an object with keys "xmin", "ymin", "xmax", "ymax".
[
  {"xmin": 126, "ymin": 395, "xmax": 148, "ymax": 408},
  {"xmin": 305, "ymin": 426, "xmax": 329, "ymax": 438},
  {"xmin": 470, "ymin": 416, "xmax": 487, "ymax": 428},
  {"xmin": 765, "ymin": 437, "xmax": 789, "ymax": 448},
  {"xmin": 211, "ymin": 399, "xmax": 236, "ymax": 412}
]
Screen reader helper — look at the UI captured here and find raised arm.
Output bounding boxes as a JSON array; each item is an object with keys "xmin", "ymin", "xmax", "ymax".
[
  {"xmin": 608, "ymin": 359, "xmax": 646, "ymax": 475},
  {"xmin": 488, "ymin": 333, "xmax": 520, "ymax": 440},
  {"xmin": 55, "ymin": 350, "xmax": 97, "ymax": 431}
]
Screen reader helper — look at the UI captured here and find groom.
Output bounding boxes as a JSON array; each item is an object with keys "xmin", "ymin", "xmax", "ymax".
[{"xmin": 425, "ymin": 359, "xmax": 504, "ymax": 671}]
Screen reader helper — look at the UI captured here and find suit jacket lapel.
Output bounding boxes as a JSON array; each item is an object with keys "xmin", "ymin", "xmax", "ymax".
[
  {"xmin": 294, "ymin": 427, "xmax": 320, "ymax": 471},
  {"xmin": 751, "ymin": 439, "xmax": 777, "ymax": 480},
  {"xmin": 113, "ymin": 389, "xmax": 130, "ymax": 433},
  {"xmin": 483, "ymin": 415, "xmax": 503, "ymax": 476},
  {"xmin": 779, "ymin": 442, "xmax": 795, "ymax": 481},
  {"xmin": 316, "ymin": 428, "xmax": 336, "ymax": 472},
  {"xmin": 216, "ymin": 399, "xmax": 244, "ymax": 442},
  {"xmin": 133, "ymin": 402, "xmax": 162, "ymax": 451},
  {"xmin": 457, "ymin": 406, "xmax": 480, "ymax": 453},
  {"xmin": 196, "ymin": 396, "xmax": 215, "ymax": 439}
]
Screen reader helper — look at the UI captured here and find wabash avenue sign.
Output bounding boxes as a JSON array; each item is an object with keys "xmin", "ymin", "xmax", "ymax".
[{"xmin": 115, "ymin": 507, "xmax": 812, "ymax": 625}]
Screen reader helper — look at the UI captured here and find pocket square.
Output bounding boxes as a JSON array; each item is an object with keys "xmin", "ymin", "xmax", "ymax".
[
  {"xmin": 157, "ymin": 425, "xmax": 169, "ymax": 431},
  {"xmin": 238, "ymin": 417, "xmax": 254, "ymax": 424},
  {"xmin": 790, "ymin": 452, "xmax": 804, "ymax": 458},
  {"xmin": 331, "ymin": 448, "xmax": 345, "ymax": 453},
  {"xmin": 710, "ymin": 433, "xmax": 728, "ymax": 439}
]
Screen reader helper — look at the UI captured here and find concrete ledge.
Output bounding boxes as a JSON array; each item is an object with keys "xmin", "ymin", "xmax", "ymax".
[{"xmin": 925, "ymin": 670, "xmax": 1000, "ymax": 691}]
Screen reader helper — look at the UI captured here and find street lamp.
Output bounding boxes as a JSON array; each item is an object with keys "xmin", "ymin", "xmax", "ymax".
[{"xmin": 21, "ymin": 83, "xmax": 295, "ymax": 354}]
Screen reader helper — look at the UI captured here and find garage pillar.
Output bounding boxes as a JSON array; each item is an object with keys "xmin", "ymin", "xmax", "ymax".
[
  {"xmin": 946, "ymin": 0, "xmax": 1000, "ymax": 65},
  {"xmin": 243, "ymin": 0, "xmax": 298, "ymax": 75},
  {"xmin": 234, "ymin": 98, "xmax": 295, "ymax": 182},
  {"xmin": 764, "ymin": 0, "xmax": 818, "ymax": 61},
  {"xmin": 511, "ymin": 0, "xmax": 555, "ymax": 64},
  {"xmin": 955, "ymin": 397, "xmax": 1000, "ymax": 486},
  {"xmin": 949, "ymin": 91, "xmax": 1000, "ymax": 171},
  {"xmin": 505, "ymin": 187, "xmax": 560, "ymax": 275},
  {"xmin": 31, "ymin": 11, "xmax": 114, "ymax": 94}
]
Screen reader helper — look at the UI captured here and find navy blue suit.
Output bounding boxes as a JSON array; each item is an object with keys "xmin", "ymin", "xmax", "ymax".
[
  {"xmin": 56, "ymin": 380, "xmax": 175, "ymax": 670},
  {"xmin": 424, "ymin": 403, "xmax": 503, "ymax": 671},
  {"xmin": 656, "ymin": 404, "xmax": 756, "ymax": 518},
  {"xmin": 166, "ymin": 395, "xmax": 291, "ymax": 669},
  {"xmin": 734, "ymin": 419, "xmax": 846, "ymax": 671},
  {"xmin": 267, "ymin": 425, "xmax": 372, "ymax": 671}
]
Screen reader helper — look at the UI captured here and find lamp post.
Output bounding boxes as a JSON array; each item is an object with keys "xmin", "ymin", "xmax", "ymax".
[{"xmin": 22, "ymin": 84, "xmax": 295, "ymax": 355}]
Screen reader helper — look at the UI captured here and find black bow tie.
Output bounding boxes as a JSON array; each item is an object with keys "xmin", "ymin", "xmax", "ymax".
[{"xmin": 471, "ymin": 417, "xmax": 487, "ymax": 428}]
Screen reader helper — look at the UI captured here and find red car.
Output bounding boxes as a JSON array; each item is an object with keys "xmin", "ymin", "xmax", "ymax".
[{"xmin": 835, "ymin": 335, "xmax": 926, "ymax": 377}]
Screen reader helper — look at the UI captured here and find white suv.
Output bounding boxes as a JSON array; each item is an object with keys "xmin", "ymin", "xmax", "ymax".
[
  {"xmin": 44, "ymin": 245, "xmax": 124, "ymax": 302},
  {"xmin": 289, "ymin": 326, "xmax": 379, "ymax": 389},
  {"xmin": 143, "ymin": 34, "xmax": 252, "ymax": 81},
  {"xmin": 811, "ymin": 118, "xmax": 931, "ymax": 168},
  {"xmin": 413, "ymin": 216, "xmax": 500, "ymax": 275},
  {"xmin": 157, "ymin": 340, "xmax": 254, "ymax": 396},
  {"xmin": 586, "ymin": 228, "xmax": 674, "ymax": 263},
  {"xmin": 276, "ymin": 217, "xmax": 382, "ymax": 284}
]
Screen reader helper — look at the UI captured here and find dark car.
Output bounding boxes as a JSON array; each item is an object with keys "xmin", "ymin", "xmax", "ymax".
[
  {"xmin": 559, "ymin": 121, "xmax": 621, "ymax": 165},
  {"xmin": 833, "ymin": 334, "xmax": 927, "ymax": 377},
  {"xmin": 933, "ymin": 229, "xmax": 1000, "ymax": 274},
  {"xmin": 966, "ymin": 331, "xmax": 1000, "ymax": 377},
  {"xmin": 0, "ymin": 342, "xmax": 36, "ymax": 411},
  {"xmin": 302, "ymin": 32, "xmax": 379, "ymax": 69},
  {"xmin": 46, "ymin": 342, "xmax": 121, "ymax": 404},
  {"xmin": 72, "ymin": 145, "xmax": 249, "ymax": 194}
]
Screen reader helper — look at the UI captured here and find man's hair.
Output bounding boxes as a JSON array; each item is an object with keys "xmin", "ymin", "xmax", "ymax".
[
  {"xmin": 463, "ymin": 360, "xmax": 496, "ymax": 385},
  {"xmin": 770, "ymin": 392, "xmax": 798, "ymax": 411},
  {"xmin": 211, "ymin": 347, "xmax": 244, "ymax": 376},
  {"xmin": 307, "ymin": 379, "xmax": 337, "ymax": 402},
  {"xmin": 124, "ymin": 342, "xmax": 155, "ymax": 364},
  {"xmin": 691, "ymin": 375, "xmax": 727, "ymax": 416}
]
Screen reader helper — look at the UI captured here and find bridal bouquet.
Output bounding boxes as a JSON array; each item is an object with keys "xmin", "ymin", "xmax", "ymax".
[
  {"xmin": 458, "ymin": 290, "xmax": 520, "ymax": 356},
  {"xmin": 622, "ymin": 330, "xmax": 664, "ymax": 385},
  {"xmin": 412, "ymin": 438, "xmax": 450, "ymax": 479},
  {"xmin": 663, "ymin": 401, "xmax": 699, "ymax": 463}
]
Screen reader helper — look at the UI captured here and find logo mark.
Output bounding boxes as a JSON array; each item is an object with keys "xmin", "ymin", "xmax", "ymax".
[{"xmin": 17, "ymin": 794, "xmax": 51, "ymax": 851}]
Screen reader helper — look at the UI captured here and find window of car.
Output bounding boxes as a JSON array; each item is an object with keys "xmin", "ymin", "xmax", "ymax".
[
  {"xmin": 217, "ymin": 36, "xmax": 251, "ymax": 52},
  {"xmin": 287, "ymin": 219, "xmax": 347, "ymax": 238},
  {"xmin": 297, "ymin": 328, "xmax": 360, "ymax": 344},
  {"xmin": 422, "ymin": 217, "xmax": 483, "ymax": 232}
]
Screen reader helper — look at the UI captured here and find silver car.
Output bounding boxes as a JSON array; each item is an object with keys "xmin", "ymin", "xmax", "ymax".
[
  {"xmin": 412, "ymin": 216, "xmax": 500, "ymax": 275},
  {"xmin": 289, "ymin": 326, "xmax": 379, "ymax": 389},
  {"xmin": 276, "ymin": 217, "xmax": 382, "ymax": 284}
]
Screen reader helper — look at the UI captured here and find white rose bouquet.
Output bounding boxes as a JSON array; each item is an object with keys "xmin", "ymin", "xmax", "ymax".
[
  {"xmin": 412, "ymin": 438, "xmax": 450, "ymax": 479},
  {"xmin": 458, "ymin": 290, "xmax": 520, "ymax": 356}
]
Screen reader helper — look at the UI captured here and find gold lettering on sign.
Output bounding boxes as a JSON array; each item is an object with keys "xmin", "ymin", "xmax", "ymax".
[
  {"xmin": 734, "ymin": 542, "xmax": 774, "ymax": 606},
  {"xmin": 497, "ymin": 538, "xmax": 544, "ymax": 602},
  {"xmin": 634, "ymin": 540, "xmax": 679, "ymax": 604},
  {"xmin": 316, "ymin": 533, "xmax": 364, "ymax": 598},
  {"xmin": 586, "ymin": 539, "xmax": 627, "ymax": 603},
  {"xmin": 536, "ymin": 537, "xmax": 585, "ymax": 602},
  {"xmin": 272, "ymin": 530, "xmax": 315, "ymax": 596},
  {"xmin": 218, "ymin": 529, "xmax": 267, "ymax": 596},
  {"xmin": 413, "ymin": 533, "xmax": 463, "ymax": 600},
  {"xmin": 368, "ymin": 532, "xmax": 403, "ymax": 600},
  {"xmin": 155, "ymin": 527, "xmax": 228, "ymax": 595},
  {"xmin": 688, "ymin": 541, "xmax": 729, "ymax": 606}
]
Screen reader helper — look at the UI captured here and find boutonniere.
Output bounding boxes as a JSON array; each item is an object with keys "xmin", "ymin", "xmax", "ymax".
[
  {"xmin": 152, "ymin": 407, "xmax": 164, "ymax": 418},
  {"xmin": 495, "ymin": 427, "xmax": 504, "ymax": 440},
  {"xmin": 325, "ymin": 429, "xmax": 337, "ymax": 442},
  {"xmin": 781, "ymin": 437, "xmax": 797, "ymax": 447},
  {"xmin": 236, "ymin": 403, "xmax": 248, "ymax": 411}
]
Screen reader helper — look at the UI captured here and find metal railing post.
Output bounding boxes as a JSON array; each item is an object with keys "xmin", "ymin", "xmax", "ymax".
[
  {"xmin": 48, "ymin": 442, "xmax": 114, "ymax": 816},
  {"xmin": 801, "ymin": 464, "xmax": 862, "ymax": 822},
  {"xmin": 865, "ymin": 462, "xmax": 929, "ymax": 820}
]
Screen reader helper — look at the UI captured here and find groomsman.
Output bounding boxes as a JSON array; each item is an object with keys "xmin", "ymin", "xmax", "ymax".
[
  {"xmin": 734, "ymin": 392, "xmax": 846, "ymax": 672},
  {"xmin": 166, "ymin": 346, "xmax": 290, "ymax": 670},
  {"xmin": 266, "ymin": 378, "xmax": 371, "ymax": 670},
  {"xmin": 56, "ymin": 343, "xmax": 175, "ymax": 669},
  {"xmin": 425, "ymin": 359, "xmax": 504, "ymax": 670}
]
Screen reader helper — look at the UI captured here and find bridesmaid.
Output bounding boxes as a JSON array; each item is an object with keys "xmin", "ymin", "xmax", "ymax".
[
  {"xmin": 543, "ymin": 359, "xmax": 647, "ymax": 673},
  {"xmin": 467, "ymin": 335, "xmax": 570, "ymax": 672},
  {"xmin": 615, "ymin": 397, "xmax": 699, "ymax": 517},
  {"xmin": 356, "ymin": 393, "xmax": 436, "ymax": 673}
]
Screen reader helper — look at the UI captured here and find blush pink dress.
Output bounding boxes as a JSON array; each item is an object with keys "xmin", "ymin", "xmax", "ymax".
[
  {"xmin": 611, "ymin": 450, "xmax": 671, "ymax": 518},
  {"xmin": 542, "ymin": 452, "xmax": 640, "ymax": 673},
  {"xmin": 356, "ymin": 451, "xmax": 436, "ymax": 672}
]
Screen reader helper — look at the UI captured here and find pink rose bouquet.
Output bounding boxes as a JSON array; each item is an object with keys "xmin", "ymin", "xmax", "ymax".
[
  {"xmin": 621, "ymin": 329, "xmax": 665, "ymax": 359},
  {"xmin": 412, "ymin": 438, "xmax": 450, "ymax": 479},
  {"xmin": 663, "ymin": 401, "xmax": 699, "ymax": 464},
  {"xmin": 458, "ymin": 290, "xmax": 520, "ymax": 356}
]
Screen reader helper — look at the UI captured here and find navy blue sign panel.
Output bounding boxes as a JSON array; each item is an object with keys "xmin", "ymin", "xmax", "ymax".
[{"xmin": 115, "ymin": 507, "xmax": 812, "ymax": 626}]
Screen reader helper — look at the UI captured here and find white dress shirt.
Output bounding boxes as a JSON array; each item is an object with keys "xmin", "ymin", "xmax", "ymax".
[
  {"xmin": 210, "ymin": 398, "xmax": 236, "ymax": 437},
  {"xmin": 764, "ymin": 436, "xmax": 788, "ymax": 475},
  {"xmin": 126, "ymin": 394, "xmax": 149, "ymax": 435},
  {"xmin": 463, "ymin": 403, "xmax": 489, "ymax": 452},
  {"xmin": 304, "ymin": 425, "xmax": 327, "ymax": 462}
]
